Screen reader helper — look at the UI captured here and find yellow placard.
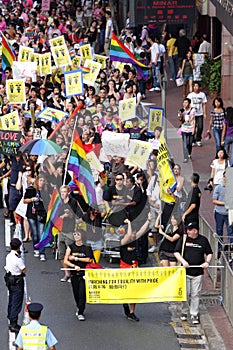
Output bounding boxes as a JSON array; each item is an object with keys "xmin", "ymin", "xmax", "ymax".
[
  {"xmin": 40, "ymin": 53, "xmax": 52, "ymax": 76},
  {"xmin": 94, "ymin": 54, "xmax": 107, "ymax": 69},
  {"xmin": 37, "ymin": 107, "xmax": 68, "ymax": 123},
  {"xmin": 148, "ymin": 107, "xmax": 164, "ymax": 132},
  {"xmin": 64, "ymin": 70, "xmax": 83, "ymax": 97},
  {"xmin": 119, "ymin": 98, "xmax": 136, "ymax": 121},
  {"xmin": 72, "ymin": 55, "xmax": 81, "ymax": 68},
  {"xmin": 86, "ymin": 151, "xmax": 104, "ymax": 172},
  {"xmin": 80, "ymin": 44, "xmax": 92, "ymax": 62},
  {"xmin": 157, "ymin": 133, "xmax": 177, "ymax": 203},
  {"xmin": 0, "ymin": 110, "xmax": 19, "ymax": 131},
  {"xmin": 125, "ymin": 139, "xmax": 152, "ymax": 170},
  {"xmin": 83, "ymin": 59, "xmax": 102, "ymax": 86},
  {"xmin": 115, "ymin": 61, "xmax": 129, "ymax": 73},
  {"xmin": 6, "ymin": 79, "xmax": 26, "ymax": 104},
  {"xmin": 85, "ymin": 267, "xmax": 186, "ymax": 304},
  {"xmin": 49, "ymin": 35, "xmax": 65, "ymax": 48},
  {"xmin": 18, "ymin": 46, "xmax": 34, "ymax": 62},
  {"xmin": 51, "ymin": 44, "xmax": 72, "ymax": 67},
  {"xmin": 29, "ymin": 52, "xmax": 40, "ymax": 73}
]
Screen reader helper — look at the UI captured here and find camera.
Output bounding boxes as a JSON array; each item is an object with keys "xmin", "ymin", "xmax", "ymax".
[
  {"xmin": 204, "ymin": 184, "xmax": 213, "ymax": 192},
  {"xmin": 180, "ymin": 108, "xmax": 185, "ymax": 113}
]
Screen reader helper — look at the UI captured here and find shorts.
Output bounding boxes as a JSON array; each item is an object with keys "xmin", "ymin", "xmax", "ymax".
[
  {"xmin": 57, "ymin": 232, "xmax": 74, "ymax": 260},
  {"xmin": 9, "ymin": 186, "xmax": 22, "ymax": 211},
  {"xmin": 159, "ymin": 250, "xmax": 177, "ymax": 262},
  {"xmin": 183, "ymin": 74, "xmax": 193, "ymax": 81}
]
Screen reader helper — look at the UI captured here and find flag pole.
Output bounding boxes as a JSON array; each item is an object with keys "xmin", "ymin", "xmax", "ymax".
[{"xmin": 62, "ymin": 110, "xmax": 79, "ymax": 185}]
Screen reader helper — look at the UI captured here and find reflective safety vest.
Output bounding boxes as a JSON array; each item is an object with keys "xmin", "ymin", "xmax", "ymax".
[{"xmin": 21, "ymin": 325, "xmax": 48, "ymax": 350}]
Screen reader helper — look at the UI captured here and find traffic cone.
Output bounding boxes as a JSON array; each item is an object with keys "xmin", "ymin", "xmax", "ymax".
[{"xmin": 23, "ymin": 298, "xmax": 31, "ymax": 325}]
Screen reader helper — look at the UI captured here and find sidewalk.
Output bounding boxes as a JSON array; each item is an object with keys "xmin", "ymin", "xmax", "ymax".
[{"xmin": 144, "ymin": 75, "xmax": 232, "ymax": 350}]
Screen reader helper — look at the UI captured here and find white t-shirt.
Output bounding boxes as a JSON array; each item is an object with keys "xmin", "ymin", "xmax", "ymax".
[
  {"xmin": 150, "ymin": 42, "xmax": 160, "ymax": 63},
  {"xmin": 105, "ymin": 18, "xmax": 113, "ymax": 39},
  {"xmin": 187, "ymin": 91, "xmax": 207, "ymax": 116},
  {"xmin": 210, "ymin": 159, "xmax": 229, "ymax": 185}
]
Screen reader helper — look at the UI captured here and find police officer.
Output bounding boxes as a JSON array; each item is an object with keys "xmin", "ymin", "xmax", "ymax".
[
  {"xmin": 4, "ymin": 238, "xmax": 26, "ymax": 333},
  {"xmin": 15, "ymin": 303, "xmax": 58, "ymax": 349}
]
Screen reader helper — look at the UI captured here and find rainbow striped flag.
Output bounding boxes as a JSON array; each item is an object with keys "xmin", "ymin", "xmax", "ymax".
[
  {"xmin": 110, "ymin": 32, "xmax": 149, "ymax": 79},
  {"xmin": 67, "ymin": 136, "xmax": 97, "ymax": 205},
  {"xmin": 1, "ymin": 32, "xmax": 16, "ymax": 71},
  {"xmin": 80, "ymin": 66, "xmax": 90, "ymax": 74},
  {"xmin": 34, "ymin": 187, "xmax": 62, "ymax": 249}
]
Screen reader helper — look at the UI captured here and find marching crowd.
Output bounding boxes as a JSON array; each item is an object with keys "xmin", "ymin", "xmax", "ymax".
[{"xmin": 0, "ymin": 0, "xmax": 232, "ymax": 347}]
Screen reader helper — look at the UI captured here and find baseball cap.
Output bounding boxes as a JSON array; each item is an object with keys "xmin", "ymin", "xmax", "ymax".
[{"xmin": 186, "ymin": 222, "xmax": 199, "ymax": 230}]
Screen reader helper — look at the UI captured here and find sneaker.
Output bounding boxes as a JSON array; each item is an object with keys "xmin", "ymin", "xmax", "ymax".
[
  {"xmin": 77, "ymin": 314, "xmax": 85, "ymax": 321},
  {"xmin": 191, "ymin": 315, "xmax": 199, "ymax": 324},
  {"xmin": 197, "ymin": 141, "xmax": 202, "ymax": 147},
  {"xmin": 34, "ymin": 250, "xmax": 40, "ymax": 258},
  {"xmin": 180, "ymin": 313, "xmax": 187, "ymax": 321},
  {"xmin": 155, "ymin": 87, "xmax": 161, "ymax": 91},
  {"xmin": 192, "ymin": 142, "xmax": 197, "ymax": 147},
  {"xmin": 188, "ymin": 155, "xmax": 192, "ymax": 159},
  {"xmin": 60, "ymin": 275, "xmax": 70, "ymax": 282},
  {"xmin": 148, "ymin": 246, "xmax": 158, "ymax": 253},
  {"xmin": 183, "ymin": 159, "xmax": 188, "ymax": 163},
  {"xmin": 149, "ymin": 87, "xmax": 156, "ymax": 92},
  {"xmin": 123, "ymin": 304, "xmax": 130, "ymax": 317},
  {"xmin": 127, "ymin": 313, "xmax": 139, "ymax": 322},
  {"xmin": 148, "ymin": 232, "xmax": 153, "ymax": 237},
  {"xmin": 9, "ymin": 323, "xmax": 21, "ymax": 333},
  {"xmin": 40, "ymin": 254, "xmax": 46, "ymax": 261}
]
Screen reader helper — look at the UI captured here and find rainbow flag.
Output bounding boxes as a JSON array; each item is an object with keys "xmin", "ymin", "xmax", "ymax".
[
  {"xmin": 110, "ymin": 32, "xmax": 149, "ymax": 79},
  {"xmin": 67, "ymin": 136, "xmax": 97, "ymax": 205},
  {"xmin": 34, "ymin": 187, "xmax": 62, "ymax": 249},
  {"xmin": 1, "ymin": 32, "xmax": 16, "ymax": 71},
  {"xmin": 80, "ymin": 66, "xmax": 90, "ymax": 74}
]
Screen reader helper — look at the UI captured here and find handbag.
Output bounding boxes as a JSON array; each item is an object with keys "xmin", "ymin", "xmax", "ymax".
[{"xmin": 176, "ymin": 77, "xmax": 184, "ymax": 87}]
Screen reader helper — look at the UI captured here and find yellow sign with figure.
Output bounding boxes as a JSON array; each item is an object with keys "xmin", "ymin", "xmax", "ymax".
[
  {"xmin": 72, "ymin": 55, "xmax": 81, "ymax": 68},
  {"xmin": 119, "ymin": 98, "xmax": 136, "ymax": 121},
  {"xmin": 49, "ymin": 35, "xmax": 65, "ymax": 48},
  {"xmin": 51, "ymin": 44, "xmax": 71, "ymax": 67},
  {"xmin": 94, "ymin": 54, "xmax": 107, "ymax": 69},
  {"xmin": 18, "ymin": 46, "xmax": 34, "ymax": 62},
  {"xmin": 126, "ymin": 139, "xmax": 152, "ymax": 170},
  {"xmin": 85, "ymin": 267, "xmax": 186, "ymax": 304},
  {"xmin": 40, "ymin": 53, "xmax": 52, "ymax": 76},
  {"xmin": 148, "ymin": 107, "xmax": 164, "ymax": 132},
  {"xmin": 64, "ymin": 70, "xmax": 83, "ymax": 97},
  {"xmin": 83, "ymin": 59, "xmax": 101, "ymax": 86},
  {"xmin": 80, "ymin": 44, "xmax": 92, "ymax": 62},
  {"xmin": 0, "ymin": 110, "xmax": 19, "ymax": 131},
  {"xmin": 6, "ymin": 79, "xmax": 26, "ymax": 104},
  {"xmin": 29, "ymin": 52, "xmax": 40, "ymax": 73}
]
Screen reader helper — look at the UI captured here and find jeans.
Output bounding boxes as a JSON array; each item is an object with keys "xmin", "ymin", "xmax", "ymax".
[
  {"xmin": 213, "ymin": 128, "xmax": 222, "ymax": 152},
  {"xmin": 214, "ymin": 210, "xmax": 233, "ymax": 250},
  {"xmin": 167, "ymin": 56, "xmax": 177, "ymax": 80},
  {"xmin": 224, "ymin": 136, "xmax": 233, "ymax": 166},
  {"xmin": 182, "ymin": 274, "xmax": 202, "ymax": 317},
  {"xmin": 99, "ymin": 29, "xmax": 105, "ymax": 52},
  {"xmin": 28, "ymin": 218, "xmax": 45, "ymax": 255},
  {"xmin": 71, "ymin": 274, "xmax": 86, "ymax": 315},
  {"xmin": 195, "ymin": 115, "xmax": 204, "ymax": 142},
  {"xmin": 8, "ymin": 278, "xmax": 24, "ymax": 322},
  {"xmin": 152, "ymin": 62, "xmax": 161, "ymax": 89},
  {"xmin": 182, "ymin": 132, "xmax": 193, "ymax": 159},
  {"xmin": 138, "ymin": 79, "xmax": 146, "ymax": 95}
]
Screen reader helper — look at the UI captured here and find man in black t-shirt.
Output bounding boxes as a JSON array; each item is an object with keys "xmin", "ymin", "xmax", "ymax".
[
  {"xmin": 174, "ymin": 222, "xmax": 213, "ymax": 324},
  {"xmin": 182, "ymin": 173, "xmax": 201, "ymax": 226}
]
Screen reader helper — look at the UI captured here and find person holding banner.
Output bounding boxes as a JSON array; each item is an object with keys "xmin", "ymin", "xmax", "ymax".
[
  {"xmin": 120, "ymin": 215, "xmax": 151, "ymax": 321},
  {"xmin": 174, "ymin": 222, "xmax": 213, "ymax": 324}
]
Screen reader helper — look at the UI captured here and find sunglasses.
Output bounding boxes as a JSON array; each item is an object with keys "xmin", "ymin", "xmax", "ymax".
[{"xmin": 116, "ymin": 178, "xmax": 123, "ymax": 181}]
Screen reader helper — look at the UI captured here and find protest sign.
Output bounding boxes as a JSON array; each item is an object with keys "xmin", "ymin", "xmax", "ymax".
[
  {"xmin": 18, "ymin": 46, "xmax": 34, "ymax": 62},
  {"xmin": 148, "ymin": 107, "xmax": 164, "ymax": 132},
  {"xmin": 37, "ymin": 107, "xmax": 68, "ymax": 123},
  {"xmin": 94, "ymin": 54, "xmax": 108, "ymax": 69},
  {"xmin": 49, "ymin": 35, "xmax": 65, "ymax": 48},
  {"xmin": 101, "ymin": 130, "xmax": 130, "ymax": 158},
  {"xmin": 12, "ymin": 61, "xmax": 37, "ymax": 81},
  {"xmin": 6, "ymin": 79, "xmax": 26, "ymax": 104},
  {"xmin": 41, "ymin": 0, "xmax": 51, "ymax": 11},
  {"xmin": 0, "ymin": 111, "xmax": 20, "ymax": 131},
  {"xmin": 29, "ymin": 52, "xmax": 40, "ymax": 74},
  {"xmin": 86, "ymin": 151, "xmax": 104, "ymax": 173},
  {"xmin": 40, "ymin": 53, "xmax": 52, "ymax": 76},
  {"xmin": 80, "ymin": 44, "xmax": 92, "ymax": 62},
  {"xmin": 119, "ymin": 98, "xmax": 136, "ymax": 121},
  {"xmin": 0, "ymin": 130, "xmax": 21, "ymax": 154},
  {"xmin": 125, "ymin": 139, "xmax": 152, "ymax": 169},
  {"xmin": 85, "ymin": 267, "xmax": 186, "ymax": 304},
  {"xmin": 51, "ymin": 44, "xmax": 71, "ymax": 67},
  {"xmin": 83, "ymin": 59, "xmax": 102, "ymax": 86},
  {"xmin": 72, "ymin": 55, "xmax": 81, "ymax": 68},
  {"xmin": 64, "ymin": 70, "xmax": 83, "ymax": 97}
]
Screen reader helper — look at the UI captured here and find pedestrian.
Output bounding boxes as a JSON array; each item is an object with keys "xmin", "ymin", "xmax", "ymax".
[
  {"xmin": 173, "ymin": 29, "xmax": 192, "ymax": 69},
  {"xmin": 104, "ymin": 10, "xmax": 113, "ymax": 56},
  {"xmin": 182, "ymin": 173, "xmax": 201, "ymax": 226},
  {"xmin": 4, "ymin": 238, "xmax": 26, "ymax": 333},
  {"xmin": 187, "ymin": 81, "xmax": 207, "ymax": 147},
  {"xmin": 174, "ymin": 222, "xmax": 213, "ymax": 324},
  {"xmin": 166, "ymin": 32, "xmax": 178, "ymax": 81},
  {"xmin": 64, "ymin": 229, "xmax": 93, "ymax": 321},
  {"xmin": 120, "ymin": 216, "xmax": 151, "ymax": 321},
  {"xmin": 178, "ymin": 97, "xmax": 196, "ymax": 163},
  {"xmin": 58, "ymin": 185, "xmax": 83, "ymax": 283},
  {"xmin": 207, "ymin": 97, "xmax": 225, "ymax": 152},
  {"xmin": 15, "ymin": 303, "xmax": 57, "ymax": 349},
  {"xmin": 147, "ymin": 35, "xmax": 161, "ymax": 92},
  {"xmin": 198, "ymin": 34, "xmax": 211, "ymax": 58},
  {"xmin": 207, "ymin": 147, "xmax": 229, "ymax": 190},
  {"xmin": 180, "ymin": 50, "xmax": 194, "ymax": 97},
  {"xmin": 221, "ymin": 106, "xmax": 233, "ymax": 166}
]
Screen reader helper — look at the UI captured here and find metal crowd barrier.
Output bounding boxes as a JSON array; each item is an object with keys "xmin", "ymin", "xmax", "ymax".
[{"xmin": 221, "ymin": 252, "xmax": 233, "ymax": 326}]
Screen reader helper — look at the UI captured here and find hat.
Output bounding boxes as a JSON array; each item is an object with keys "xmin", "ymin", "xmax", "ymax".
[
  {"xmin": 74, "ymin": 44, "xmax": 80, "ymax": 50},
  {"xmin": 186, "ymin": 222, "xmax": 199, "ymax": 230},
  {"xmin": 10, "ymin": 238, "xmax": 22, "ymax": 250},
  {"xmin": 28, "ymin": 303, "xmax": 43, "ymax": 313}
]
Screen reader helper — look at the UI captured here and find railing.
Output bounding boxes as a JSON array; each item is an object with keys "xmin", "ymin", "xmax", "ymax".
[{"xmin": 221, "ymin": 252, "xmax": 233, "ymax": 326}]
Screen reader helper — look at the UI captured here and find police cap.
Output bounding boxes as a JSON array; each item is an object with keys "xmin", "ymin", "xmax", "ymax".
[{"xmin": 28, "ymin": 303, "xmax": 43, "ymax": 313}]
